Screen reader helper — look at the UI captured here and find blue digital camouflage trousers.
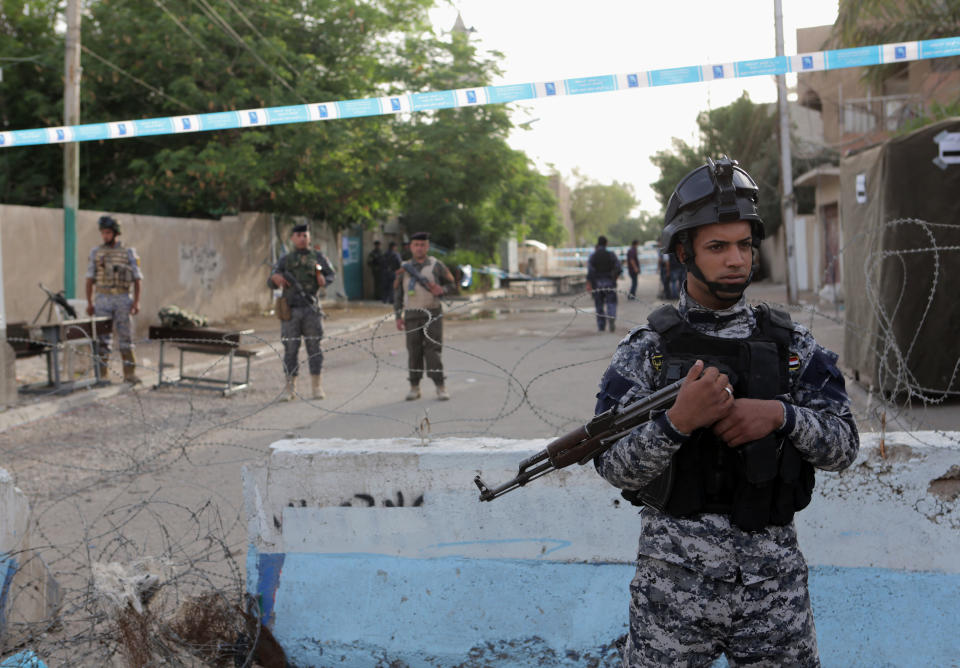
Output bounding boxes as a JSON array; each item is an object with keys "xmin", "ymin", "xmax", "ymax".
[
  {"xmin": 95, "ymin": 293, "xmax": 135, "ymax": 355},
  {"xmin": 281, "ymin": 306, "xmax": 324, "ymax": 376},
  {"xmin": 622, "ymin": 557, "xmax": 819, "ymax": 667}
]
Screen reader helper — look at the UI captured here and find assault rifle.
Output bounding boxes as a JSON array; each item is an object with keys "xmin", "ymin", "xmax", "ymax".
[{"xmin": 474, "ymin": 378, "xmax": 684, "ymax": 501}]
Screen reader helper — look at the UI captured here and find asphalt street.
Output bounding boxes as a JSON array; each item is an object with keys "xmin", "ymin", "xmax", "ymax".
[{"xmin": 0, "ymin": 273, "xmax": 956, "ymax": 663}]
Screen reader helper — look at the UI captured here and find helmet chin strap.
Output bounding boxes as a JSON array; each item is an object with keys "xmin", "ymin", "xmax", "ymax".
[{"xmin": 680, "ymin": 241, "xmax": 757, "ymax": 304}]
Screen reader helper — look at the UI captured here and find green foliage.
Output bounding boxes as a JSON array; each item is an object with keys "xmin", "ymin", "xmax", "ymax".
[
  {"xmin": 604, "ymin": 211, "xmax": 663, "ymax": 247},
  {"xmin": 570, "ymin": 174, "xmax": 637, "ymax": 244},
  {"xmin": 0, "ymin": 0, "xmax": 562, "ymax": 259},
  {"xmin": 0, "ymin": 0, "xmax": 65, "ymax": 205},
  {"xmin": 895, "ymin": 99, "xmax": 960, "ymax": 136},
  {"xmin": 649, "ymin": 92, "xmax": 834, "ymax": 237},
  {"xmin": 833, "ymin": 0, "xmax": 960, "ymax": 89}
]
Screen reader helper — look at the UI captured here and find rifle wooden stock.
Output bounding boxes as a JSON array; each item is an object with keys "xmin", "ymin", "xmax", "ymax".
[{"xmin": 474, "ymin": 379, "xmax": 683, "ymax": 502}]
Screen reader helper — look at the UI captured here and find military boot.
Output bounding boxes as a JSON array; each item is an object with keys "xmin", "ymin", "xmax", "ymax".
[
  {"xmin": 97, "ymin": 359, "xmax": 111, "ymax": 384},
  {"xmin": 609, "ymin": 319, "xmax": 616, "ymax": 333},
  {"xmin": 311, "ymin": 373, "xmax": 326, "ymax": 400},
  {"xmin": 435, "ymin": 385, "xmax": 450, "ymax": 401},
  {"xmin": 282, "ymin": 376, "xmax": 297, "ymax": 401},
  {"xmin": 405, "ymin": 384, "xmax": 421, "ymax": 401},
  {"xmin": 120, "ymin": 351, "xmax": 142, "ymax": 384}
]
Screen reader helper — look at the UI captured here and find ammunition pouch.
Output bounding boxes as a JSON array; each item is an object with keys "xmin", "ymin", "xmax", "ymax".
[{"xmin": 276, "ymin": 296, "xmax": 292, "ymax": 321}]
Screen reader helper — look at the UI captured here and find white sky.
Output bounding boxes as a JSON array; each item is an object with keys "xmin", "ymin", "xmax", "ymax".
[{"xmin": 430, "ymin": 1, "xmax": 840, "ymax": 214}]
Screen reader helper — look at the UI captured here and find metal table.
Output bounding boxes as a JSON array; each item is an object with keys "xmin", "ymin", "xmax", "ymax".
[
  {"xmin": 149, "ymin": 326, "xmax": 258, "ymax": 396},
  {"xmin": 11, "ymin": 317, "xmax": 113, "ymax": 394}
]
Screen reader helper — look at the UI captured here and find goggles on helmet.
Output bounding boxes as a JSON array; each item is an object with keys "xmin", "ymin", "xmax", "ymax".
[{"xmin": 661, "ymin": 156, "xmax": 763, "ymax": 252}]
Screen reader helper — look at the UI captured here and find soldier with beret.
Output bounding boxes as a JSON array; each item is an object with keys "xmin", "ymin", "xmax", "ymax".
[
  {"xmin": 85, "ymin": 215, "xmax": 143, "ymax": 384},
  {"xmin": 269, "ymin": 223, "xmax": 336, "ymax": 401},
  {"xmin": 593, "ymin": 157, "xmax": 859, "ymax": 666},
  {"xmin": 394, "ymin": 232, "xmax": 456, "ymax": 401}
]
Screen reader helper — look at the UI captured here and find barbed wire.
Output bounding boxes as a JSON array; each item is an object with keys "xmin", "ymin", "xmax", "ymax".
[{"xmin": 0, "ymin": 216, "xmax": 957, "ymax": 665}]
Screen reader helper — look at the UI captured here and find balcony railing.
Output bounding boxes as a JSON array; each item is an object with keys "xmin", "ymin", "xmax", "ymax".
[{"xmin": 841, "ymin": 94, "xmax": 924, "ymax": 135}]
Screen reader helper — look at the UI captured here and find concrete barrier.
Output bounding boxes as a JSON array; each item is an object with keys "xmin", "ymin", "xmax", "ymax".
[
  {"xmin": 0, "ymin": 470, "xmax": 61, "ymax": 648},
  {"xmin": 243, "ymin": 433, "xmax": 960, "ymax": 667}
]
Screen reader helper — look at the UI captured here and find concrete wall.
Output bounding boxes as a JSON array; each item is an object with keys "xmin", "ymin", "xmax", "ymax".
[
  {"xmin": 0, "ymin": 205, "xmax": 273, "ymax": 336},
  {"xmin": 243, "ymin": 434, "xmax": 960, "ymax": 668}
]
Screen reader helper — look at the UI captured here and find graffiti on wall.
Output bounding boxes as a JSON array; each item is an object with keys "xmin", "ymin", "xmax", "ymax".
[{"xmin": 179, "ymin": 244, "xmax": 223, "ymax": 292}]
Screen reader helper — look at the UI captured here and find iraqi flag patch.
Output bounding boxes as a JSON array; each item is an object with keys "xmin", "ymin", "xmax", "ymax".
[{"xmin": 788, "ymin": 353, "xmax": 801, "ymax": 371}]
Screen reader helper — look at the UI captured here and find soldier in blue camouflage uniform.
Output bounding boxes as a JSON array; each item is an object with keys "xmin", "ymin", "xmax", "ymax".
[
  {"xmin": 85, "ymin": 215, "xmax": 143, "ymax": 383},
  {"xmin": 594, "ymin": 157, "xmax": 859, "ymax": 667},
  {"xmin": 269, "ymin": 223, "xmax": 336, "ymax": 401}
]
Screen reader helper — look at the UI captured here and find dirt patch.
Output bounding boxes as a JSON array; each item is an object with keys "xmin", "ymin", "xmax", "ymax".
[{"xmin": 928, "ymin": 465, "xmax": 960, "ymax": 502}]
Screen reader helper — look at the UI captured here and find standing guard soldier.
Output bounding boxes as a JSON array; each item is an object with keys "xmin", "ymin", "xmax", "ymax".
[
  {"xmin": 594, "ymin": 157, "xmax": 859, "ymax": 666},
  {"xmin": 269, "ymin": 223, "xmax": 336, "ymax": 401},
  {"xmin": 85, "ymin": 215, "xmax": 143, "ymax": 383},
  {"xmin": 394, "ymin": 231, "xmax": 456, "ymax": 401}
]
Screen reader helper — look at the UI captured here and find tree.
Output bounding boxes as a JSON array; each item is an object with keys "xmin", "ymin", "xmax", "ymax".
[
  {"xmin": 605, "ymin": 212, "xmax": 663, "ymax": 247},
  {"xmin": 1, "ymin": 0, "xmax": 561, "ymax": 257},
  {"xmin": 570, "ymin": 174, "xmax": 637, "ymax": 244},
  {"xmin": 649, "ymin": 92, "xmax": 828, "ymax": 238},
  {"xmin": 832, "ymin": 0, "xmax": 960, "ymax": 88},
  {"xmin": 0, "ymin": 0, "xmax": 64, "ymax": 206}
]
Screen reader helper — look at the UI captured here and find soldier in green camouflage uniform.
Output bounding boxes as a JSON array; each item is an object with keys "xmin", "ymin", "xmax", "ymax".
[
  {"xmin": 269, "ymin": 224, "xmax": 336, "ymax": 400},
  {"xmin": 594, "ymin": 158, "xmax": 859, "ymax": 667},
  {"xmin": 85, "ymin": 215, "xmax": 143, "ymax": 383}
]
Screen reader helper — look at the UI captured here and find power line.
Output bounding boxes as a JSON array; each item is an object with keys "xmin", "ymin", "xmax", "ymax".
[
  {"xmin": 220, "ymin": 0, "xmax": 299, "ymax": 75},
  {"xmin": 153, "ymin": 0, "xmax": 209, "ymax": 53},
  {"xmin": 81, "ymin": 46, "xmax": 192, "ymax": 111},
  {"xmin": 190, "ymin": 0, "xmax": 305, "ymax": 103}
]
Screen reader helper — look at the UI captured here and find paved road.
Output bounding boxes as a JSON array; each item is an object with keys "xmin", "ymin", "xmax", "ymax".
[{"xmin": 0, "ymin": 274, "xmax": 956, "ymax": 663}]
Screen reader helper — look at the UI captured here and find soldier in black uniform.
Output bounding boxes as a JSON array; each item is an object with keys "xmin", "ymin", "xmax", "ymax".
[
  {"xmin": 269, "ymin": 224, "xmax": 336, "ymax": 400},
  {"xmin": 593, "ymin": 157, "xmax": 859, "ymax": 667}
]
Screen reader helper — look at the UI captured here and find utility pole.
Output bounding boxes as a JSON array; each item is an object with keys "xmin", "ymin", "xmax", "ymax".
[
  {"xmin": 775, "ymin": 0, "xmax": 799, "ymax": 304},
  {"xmin": 63, "ymin": 0, "xmax": 82, "ymax": 298}
]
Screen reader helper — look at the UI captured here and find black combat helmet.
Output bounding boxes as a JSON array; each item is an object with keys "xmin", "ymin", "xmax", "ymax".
[
  {"xmin": 661, "ymin": 156, "xmax": 764, "ymax": 302},
  {"xmin": 660, "ymin": 156, "xmax": 763, "ymax": 254},
  {"xmin": 98, "ymin": 215, "xmax": 121, "ymax": 235}
]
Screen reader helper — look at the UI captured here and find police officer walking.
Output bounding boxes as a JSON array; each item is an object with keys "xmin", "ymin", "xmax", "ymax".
[
  {"xmin": 394, "ymin": 232, "xmax": 456, "ymax": 401},
  {"xmin": 85, "ymin": 215, "xmax": 143, "ymax": 384},
  {"xmin": 269, "ymin": 224, "xmax": 336, "ymax": 401},
  {"xmin": 586, "ymin": 235, "xmax": 621, "ymax": 332},
  {"xmin": 593, "ymin": 157, "xmax": 859, "ymax": 667}
]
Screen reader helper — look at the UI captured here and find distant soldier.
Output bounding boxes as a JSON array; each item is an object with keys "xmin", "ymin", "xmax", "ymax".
[
  {"xmin": 626, "ymin": 239, "xmax": 641, "ymax": 300},
  {"xmin": 394, "ymin": 232, "xmax": 456, "ymax": 401},
  {"xmin": 85, "ymin": 215, "xmax": 143, "ymax": 383},
  {"xmin": 381, "ymin": 241, "xmax": 402, "ymax": 304},
  {"xmin": 367, "ymin": 240, "xmax": 384, "ymax": 301},
  {"xmin": 586, "ymin": 235, "xmax": 622, "ymax": 333},
  {"xmin": 269, "ymin": 224, "xmax": 336, "ymax": 401}
]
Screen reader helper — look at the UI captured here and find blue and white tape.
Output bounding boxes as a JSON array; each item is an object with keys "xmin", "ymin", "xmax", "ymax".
[{"xmin": 2, "ymin": 36, "xmax": 959, "ymax": 149}]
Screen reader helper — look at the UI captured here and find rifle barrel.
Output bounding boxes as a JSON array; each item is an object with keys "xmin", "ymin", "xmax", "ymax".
[{"xmin": 473, "ymin": 379, "xmax": 684, "ymax": 502}]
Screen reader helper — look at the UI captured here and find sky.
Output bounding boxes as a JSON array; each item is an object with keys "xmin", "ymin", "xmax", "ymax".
[{"xmin": 429, "ymin": 1, "xmax": 841, "ymax": 215}]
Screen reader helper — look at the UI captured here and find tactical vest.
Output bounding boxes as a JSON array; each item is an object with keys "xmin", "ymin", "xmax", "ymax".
[
  {"xmin": 402, "ymin": 257, "xmax": 441, "ymax": 311},
  {"xmin": 591, "ymin": 249, "xmax": 616, "ymax": 279},
  {"xmin": 629, "ymin": 304, "xmax": 815, "ymax": 531},
  {"xmin": 282, "ymin": 250, "xmax": 320, "ymax": 306},
  {"xmin": 94, "ymin": 244, "xmax": 135, "ymax": 294}
]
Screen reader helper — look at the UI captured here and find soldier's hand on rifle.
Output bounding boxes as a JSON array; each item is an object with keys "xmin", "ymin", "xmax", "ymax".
[
  {"xmin": 270, "ymin": 273, "xmax": 289, "ymax": 289},
  {"xmin": 665, "ymin": 360, "xmax": 735, "ymax": 435},
  {"xmin": 427, "ymin": 281, "xmax": 443, "ymax": 297},
  {"xmin": 712, "ymin": 398, "xmax": 785, "ymax": 448}
]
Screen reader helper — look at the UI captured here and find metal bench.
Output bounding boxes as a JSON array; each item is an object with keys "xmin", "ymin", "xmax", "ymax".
[{"xmin": 148, "ymin": 326, "xmax": 259, "ymax": 396}]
